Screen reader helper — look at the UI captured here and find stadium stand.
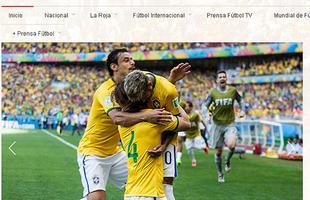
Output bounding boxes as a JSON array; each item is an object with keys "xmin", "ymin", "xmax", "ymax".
[
  {"xmin": 239, "ymin": 57, "xmax": 302, "ymax": 76},
  {"xmin": 2, "ymin": 42, "xmax": 269, "ymax": 54}
]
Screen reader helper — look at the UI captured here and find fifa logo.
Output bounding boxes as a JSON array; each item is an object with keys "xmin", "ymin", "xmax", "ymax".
[{"xmin": 215, "ymin": 98, "xmax": 233, "ymax": 106}]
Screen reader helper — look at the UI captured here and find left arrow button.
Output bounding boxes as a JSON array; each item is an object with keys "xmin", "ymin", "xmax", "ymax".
[{"xmin": 9, "ymin": 141, "xmax": 16, "ymax": 156}]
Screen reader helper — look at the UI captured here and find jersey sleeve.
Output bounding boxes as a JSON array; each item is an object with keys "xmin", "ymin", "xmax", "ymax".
[
  {"xmin": 165, "ymin": 85, "xmax": 180, "ymax": 116},
  {"xmin": 235, "ymin": 88, "xmax": 242, "ymax": 103},
  {"xmin": 97, "ymin": 90, "xmax": 120, "ymax": 114},
  {"xmin": 204, "ymin": 91, "xmax": 213, "ymax": 110},
  {"xmin": 162, "ymin": 115, "xmax": 179, "ymax": 132}
]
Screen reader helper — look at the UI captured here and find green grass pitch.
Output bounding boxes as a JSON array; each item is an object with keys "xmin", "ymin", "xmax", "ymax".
[{"xmin": 2, "ymin": 129, "xmax": 302, "ymax": 200}]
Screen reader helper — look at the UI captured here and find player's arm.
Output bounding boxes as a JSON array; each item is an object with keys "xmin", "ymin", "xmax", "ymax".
[
  {"xmin": 108, "ymin": 108, "xmax": 172, "ymax": 127},
  {"xmin": 148, "ymin": 130, "xmax": 176, "ymax": 158},
  {"xmin": 165, "ymin": 85, "xmax": 181, "ymax": 116},
  {"xmin": 168, "ymin": 62, "xmax": 191, "ymax": 84},
  {"xmin": 148, "ymin": 105, "xmax": 191, "ymax": 157},
  {"xmin": 204, "ymin": 93, "xmax": 212, "ymax": 109},
  {"xmin": 159, "ymin": 105, "xmax": 191, "ymax": 145},
  {"xmin": 165, "ymin": 104, "xmax": 191, "ymax": 139},
  {"xmin": 235, "ymin": 90, "xmax": 245, "ymax": 118}
]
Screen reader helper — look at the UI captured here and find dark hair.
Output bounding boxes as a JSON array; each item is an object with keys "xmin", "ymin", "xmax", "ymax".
[
  {"xmin": 217, "ymin": 70, "xmax": 226, "ymax": 77},
  {"xmin": 106, "ymin": 48, "xmax": 128, "ymax": 77},
  {"xmin": 113, "ymin": 81, "xmax": 146, "ymax": 112},
  {"xmin": 187, "ymin": 101, "xmax": 193, "ymax": 108}
]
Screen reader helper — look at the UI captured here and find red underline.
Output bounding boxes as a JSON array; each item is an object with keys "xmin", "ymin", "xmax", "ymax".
[{"xmin": 1, "ymin": 5, "xmax": 34, "ymax": 8}]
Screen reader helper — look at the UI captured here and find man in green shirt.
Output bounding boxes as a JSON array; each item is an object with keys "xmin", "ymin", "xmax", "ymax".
[{"xmin": 204, "ymin": 70, "xmax": 245, "ymax": 183}]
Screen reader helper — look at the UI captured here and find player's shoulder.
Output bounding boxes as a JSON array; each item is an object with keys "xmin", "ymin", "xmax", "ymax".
[
  {"xmin": 227, "ymin": 85, "xmax": 237, "ymax": 92},
  {"xmin": 157, "ymin": 76, "xmax": 177, "ymax": 93},
  {"xmin": 228, "ymin": 85, "xmax": 236, "ymax": 90},
  {"xmin": 151, "ymin": 72, "xmax": 172, "ymax": 86},
  {"xmin": 145, "ymin": 71, "xmax": 176, "ymax": 93},
  {"xmin": 95, "ymin": 78, "xmax": 115, "ymax": 95},
  {"xmin": 209, "ymin": 87, "xmax": 217, "ymax": 94}
]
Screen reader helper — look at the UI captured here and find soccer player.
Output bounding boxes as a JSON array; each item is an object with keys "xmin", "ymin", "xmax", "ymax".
[
  {"xmin": 77, "ymin": 48, "xmax": 190, "ymax": 200},
  {"xmin": 204, "ymin": 70, "xmax": 245, "ymax": 183},
  {"xmin": 183, "ymin": 101, "xmax": 207, "ymax": 167},
  {"xmin": 114, "ymin": 80, "xmax": 191, "ymax": 200}
]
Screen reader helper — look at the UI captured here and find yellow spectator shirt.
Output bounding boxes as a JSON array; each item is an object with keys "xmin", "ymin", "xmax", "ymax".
[
  {"xmin": 146, "ymin": 72, "xmax": 180, "ymax": 144},
  {"xmin": 78, "ymin": 78, "xmax": 121, "ymax": 157},
  {"xmin": 119, "ymin": 113, "xmax": 179, "ymax": 198}
]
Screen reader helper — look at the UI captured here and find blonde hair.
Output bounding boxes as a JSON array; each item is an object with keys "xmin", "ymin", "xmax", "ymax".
[{"xmin": 124, "ymin": 70, "xmax": 148, "ymax": 102}]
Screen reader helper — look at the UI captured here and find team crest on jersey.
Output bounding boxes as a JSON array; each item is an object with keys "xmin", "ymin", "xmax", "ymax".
[
  {"xmin": 153, "ymin": 99, "xmax": 161, "ymax": 108},
  {"xmin": 93, "ymin": 176, "xmax": 99, "ymax": 185}
]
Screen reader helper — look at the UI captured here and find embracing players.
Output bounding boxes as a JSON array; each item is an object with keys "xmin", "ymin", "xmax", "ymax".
[
  {"xmin": 114, "ymin": 70, "xmax": 191, "ymax": 199},
  {"xmin": 77, "ymin": 48, "xmax": 190, "ymax": 200}
]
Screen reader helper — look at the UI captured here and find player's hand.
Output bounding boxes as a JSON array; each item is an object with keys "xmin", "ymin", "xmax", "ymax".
[
  {"xmin": 239, "ymin": 111, "xmax": 245, "ymax": 118},
  {"xmin": 146, "ymin": 109, "xmax": 172, "ymax": 125},
  {"xmin": 168, "ymin": 62, "xmax": 191, "ymax": 84},
  {"xmin": 147, "ymin": 145, "xmax": 164, "ymax": 158}
]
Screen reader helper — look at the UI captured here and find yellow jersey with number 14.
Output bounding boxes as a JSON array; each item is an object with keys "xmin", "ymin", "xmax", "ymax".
[
  {"xmin": 78, "ymin": 78, "xmax": 121, "ymax": 157},
  {"xmin": 119, "ymin": 113, "xmax": 179, "ymax": 198}
]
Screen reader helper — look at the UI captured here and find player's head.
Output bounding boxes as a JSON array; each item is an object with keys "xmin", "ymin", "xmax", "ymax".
[
  {"xmin": 288, "ymin": 137, "xmax": 293, "ymax": 143},
  {"xmin": 185, "ymin": 101, "xmax": 193, "ymax": 113},
  {"xmin": 106, "ymin": 48, "xmax": 135, "ymax": 81},
  {"xmin": 123, "ymin": 70, "xmax": 153, "ymax": 102},
  {"xmin": 216, "ymin": 70, "xmax": 227, "ymax": 89},
  {"xmin": 113, "ymin": 80, "xmax": 146, "ymax": 112}
]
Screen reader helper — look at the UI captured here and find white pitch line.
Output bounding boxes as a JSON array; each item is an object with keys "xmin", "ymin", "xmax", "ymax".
[{"xmin": 42, "ymin": 130, "xmax": 77, "ymax": 150}]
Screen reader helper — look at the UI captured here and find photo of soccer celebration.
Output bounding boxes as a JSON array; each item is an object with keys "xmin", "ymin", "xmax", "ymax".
[{"xmin": 2, "ymin": 42, "xmax": 302, "ymax": 200}]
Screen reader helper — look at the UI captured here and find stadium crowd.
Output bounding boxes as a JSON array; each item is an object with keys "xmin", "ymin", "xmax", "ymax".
[
  {"xmin": 2, "ymin": 62, "xmax": 303, "ymax": 129},
  {"xmin": 2, "ymin": 42, "xmax": 263, "ymax": 54},
  {"xmin": 2, "ymin": 64, "xmax": 107, "ymax": 126},
  {"xmin": 238, "ymin": 57, "xmax": 302, "ymax": 76}
]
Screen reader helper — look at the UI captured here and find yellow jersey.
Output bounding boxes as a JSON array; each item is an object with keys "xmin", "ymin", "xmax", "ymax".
[
  {"xmin": 78, "ymin": 79, "xmax": 121, "ymax": 157},
  {"xmin": 145, "ymin": 72, "xmax": 180, "ymax": 144},
  {"xmin": 185, "ymin": 111, "xmax": 201, "ymax": 139},
  {"xmin": 119, "ymin": 113, "xmax": 179, "ymax": 198}
]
